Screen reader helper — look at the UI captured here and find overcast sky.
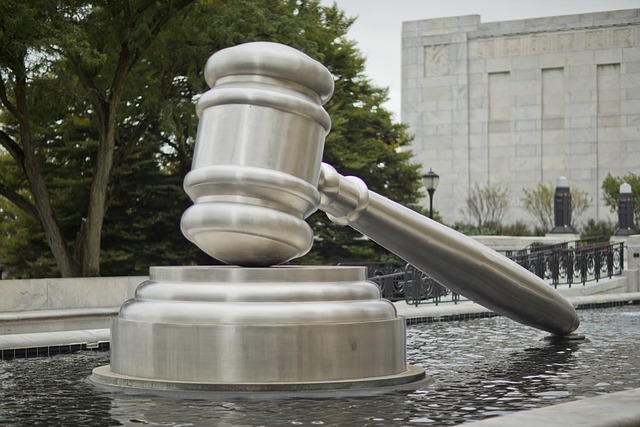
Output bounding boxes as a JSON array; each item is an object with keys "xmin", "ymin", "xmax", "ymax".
[{"xmin": 322, "ymin": 0, "xmax": 640, "ymax": 120}]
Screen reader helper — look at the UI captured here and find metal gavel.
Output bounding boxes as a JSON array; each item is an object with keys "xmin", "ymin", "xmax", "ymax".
[{"xmin": 180, "ymin": 42, "xmax": 579, "ymax": 335}]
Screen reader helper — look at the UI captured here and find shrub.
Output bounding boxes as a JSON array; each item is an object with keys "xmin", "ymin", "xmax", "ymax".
[{"xmin": 580, "ymin": 218, "xmax": 616, "ymax": 241}]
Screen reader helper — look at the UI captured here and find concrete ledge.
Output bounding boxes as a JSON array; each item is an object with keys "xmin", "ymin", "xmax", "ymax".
[
  {"xmin": 394, "ymin": 292, "xmax": 640, "ymax": 323},
  {"xmin": 566, "ymin": 292, "xmax": 640, "ymax": 309},
  {"xmin": 471, "ymin": 235, "xmax": 575, "ymax": 252},
  {"xmin": 0, "ymin": 276, "xmax": 144, "ymax": 311},
  {"xmin": 0, "ymin": 307, "xmax": 119, "ymax": 335},
  {"xmin": 556, "ymin": 276, "xmax": 630, "ymax": 297},
  {"xmin": 0, "ymin": 307, "xmax": 120, "ymax": 322},
  {"xmin": 396, "ymin": 301, "xmax": 495, "ymax": 324},
  {"xmin": 461, "ymin": 387, "xmax": 640, "ymax": 426},
  {"xmin": 0, "ymin": 328, "xmax": 110, "ymax": 349},
  {"xmin": 0, "ymin": 328, "xmax": 110, "ymax": 359}
]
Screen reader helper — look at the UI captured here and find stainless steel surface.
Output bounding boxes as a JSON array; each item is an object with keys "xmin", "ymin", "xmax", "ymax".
[
  {"xmin": 104, "ymin": 266, "xmax": 413, "ymax": 385},
  {"xmin": 318, "ymin": 163, "xmax": 580, "ymax": 335},
  {"xmin": 180, "ymin": 42, "xmax": 334, "ymax": 266}
]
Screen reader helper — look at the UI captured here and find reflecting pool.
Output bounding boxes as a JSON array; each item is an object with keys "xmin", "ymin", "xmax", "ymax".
[{"xmin": 0, "ymin": 305, "xmax": 638, "ymax": 426}]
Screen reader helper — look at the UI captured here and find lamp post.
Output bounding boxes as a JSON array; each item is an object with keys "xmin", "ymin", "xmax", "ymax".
[
  {"xmin": 549, "ymin": 176, "xmax": 577, "ymax": 234},
  {"xmin": 422, "ymin": 169, "xmax": 439, "ymax": 219},
  {"xmin": 615, "ymin": 183, "xmax": 639, "ymax": 236}
]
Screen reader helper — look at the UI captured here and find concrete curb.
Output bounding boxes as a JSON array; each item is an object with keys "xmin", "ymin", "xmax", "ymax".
[
  {"xmin": 0, "ymin": 328, "xmax": 110, "ymax": 359},
  {"xmin": 460, "ymin": 388, "xmax": 640, "ymax": 427},
  {"xmin": 394, "ymin": 292, "xmax": 640, "ymax": 323}
]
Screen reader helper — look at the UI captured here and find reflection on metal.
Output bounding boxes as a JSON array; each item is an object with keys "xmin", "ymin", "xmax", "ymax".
[
  {"xmin": 505, "ymin": 240, "xmax": 625, "ymax": 287},
  {"xmin": 92, "ymin": 41, "xmax": 579, "ymax": 395}
]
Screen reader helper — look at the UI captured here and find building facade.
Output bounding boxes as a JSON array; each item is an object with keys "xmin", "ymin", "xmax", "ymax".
[{"xmin": 402, "ymin": 9, "xmax": 640, "ymax": 227}]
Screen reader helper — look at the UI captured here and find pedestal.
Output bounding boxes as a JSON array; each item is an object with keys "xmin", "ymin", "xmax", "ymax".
[{"xmin": 89, "ymin": 265, "xmax": 425, "ymax": 396}]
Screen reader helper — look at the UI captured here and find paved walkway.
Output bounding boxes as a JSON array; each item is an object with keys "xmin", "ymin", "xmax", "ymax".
[{"xmin": 461, "ymin": 387, "xmax": 640, "ymax": 427}]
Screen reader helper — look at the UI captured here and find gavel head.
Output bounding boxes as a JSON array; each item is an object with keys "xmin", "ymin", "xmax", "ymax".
[{"xmin": 180, "ymin": 42, "xmax": 334, "ymax": 266}]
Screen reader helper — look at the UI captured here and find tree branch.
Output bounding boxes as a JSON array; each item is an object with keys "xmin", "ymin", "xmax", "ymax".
[
  {"xmin": 67, "ymin": 54, "xmax": 107, "ymax": 123},
  {"xmin": 0, "ymin": 75, "xmax": 20, "ymax": 119},
  {"xmin": 0, "ymin": 129, "xmax": 25, "ymax": 166},
  {"xmin": 0, "ymin": 182, "xmax": 39, "ymax": 219},
  {"xmin": 114, "ymin": 115, "xmax": 153, "ymax": 165}
]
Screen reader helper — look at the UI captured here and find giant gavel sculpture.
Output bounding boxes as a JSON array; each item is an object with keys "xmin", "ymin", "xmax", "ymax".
[
  {"xmin": 90, "ymin": 42, "xmax": 579, "ymax": 395},
  {"xmin": 181, "ymin": 41, "xmax": 579, "ymax": 334}
]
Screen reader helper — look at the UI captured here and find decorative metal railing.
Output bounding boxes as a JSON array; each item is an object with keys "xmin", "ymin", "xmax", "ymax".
[
  {"xmin": 342, "ymin": 238, "xmax": 625, "ymax": 305},
  {"xmin": 402, "ymin": 264, "xmax": 459, "ymax": 306},
  {"xmin": 338, "ymin": 262, "xmax": 458, "ymax": 306},
  {"xmin": 338, "ymin": 262, "xmax": 406, "ymax": 301},
  {"xmin": 503, "ymin": 240, "xmax": 625, "ymax": 287}
]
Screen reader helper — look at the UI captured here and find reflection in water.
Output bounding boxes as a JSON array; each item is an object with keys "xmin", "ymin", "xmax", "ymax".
[
  {"xmin": 0, "ymin": 306, "xmax": 638, "ymax": 426},
  {"xmin": 0, "ymin": 354, "xmax": 115, "ymax": 427}
]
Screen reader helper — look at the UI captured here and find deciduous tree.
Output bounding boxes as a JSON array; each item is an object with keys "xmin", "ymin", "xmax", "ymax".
[
  {"xmin": 521, "ymin": 182, "xmax": 591, "ymax": 232},
  {"xmin": 463, "ymin": 183, "xmax": 510, "ymax": 228},
  {"xmin": 0, "ymin": 0, "xmax": 423, "ymax": 277},
  {"xmin": 0, "ymin": 0, "xmax": 194, "ymax": 276}
]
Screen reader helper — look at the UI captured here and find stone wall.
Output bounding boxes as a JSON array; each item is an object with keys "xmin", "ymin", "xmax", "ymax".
[
  {"xmin": 0, "ymin": 276, "xmax": 144, "ymax": 312},
  {"xmin": 402, "ymin": 9, "xmax": 640, "ymax": 226}
]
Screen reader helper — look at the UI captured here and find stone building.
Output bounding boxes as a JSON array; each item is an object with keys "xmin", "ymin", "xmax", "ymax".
[{"xmin": 402, "ymin": 9, "xmax": 640, "ymax": 227}]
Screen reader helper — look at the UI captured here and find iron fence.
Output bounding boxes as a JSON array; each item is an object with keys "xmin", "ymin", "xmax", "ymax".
[
  {"xmin": 341, "ymin": 238, "xmax": 625, "ymax": 306},
  {"xmin": 338, "ymin": 262, "xmax": 456, "ymax": 306},
  {"xmin": 503, "ymin": 240, "xmax": 624, "ymax": 287},
  {"xmin": 337, "ymin": 262, "xmax": 406, "ymax": 301}
]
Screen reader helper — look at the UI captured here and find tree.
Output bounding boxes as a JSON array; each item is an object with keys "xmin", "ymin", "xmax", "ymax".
[
  {"xmin": 602, "ymin": 172, "xmax": 640, "ymax": 225},
  {"xmin": 521, "ymin": 182, "xmax": 591, "ymax": 232},
  {"xmin": 0, "ymin": 0, "xmax": 194, "ymax": 276},
  {"xmin": 570, "ymin": 187, "xmax": 590, "ymax": 225},
  {"xmin": 0, "ymin": 0, "xmax": 423, "ymax": 277},
  {"xmin": 463, "ymin": 183, "xmax": 510, "ymax": 228}
]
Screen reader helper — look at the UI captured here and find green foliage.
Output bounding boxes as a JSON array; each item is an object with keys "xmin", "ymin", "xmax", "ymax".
[
  {"xmin": 570, "ymin": 187, "xmax": 591, "ymax": 225},
  {"xmin": 521, "ymin": 182, "xmax": 591, "ymax": 232},
  {"xmin": 579, "ymin": 218, "xmax": 616, "ymax": 241},
  {"xmin": 463, "ymin": 183, "xmax": 510, "ymax": 228},
  {"xmin": 602, "ymin": 172, "xmax": 640, "ymax": 225},
  {"xmin": 451, "ymin": 220, "xmax": 535, "ymax": 237},
  {"xmin": 521, "ymin": 183, "xmax": 554, "ymax": 231},
  {"xmin": 0, "ymin": 196, "xmax": 57, "ymax": 278},
  {"xmin": 0, "ymin": 0, "xmax": 422, "ymax": 277}
]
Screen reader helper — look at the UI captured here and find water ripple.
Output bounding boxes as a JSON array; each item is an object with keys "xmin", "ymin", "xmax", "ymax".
[{"xmin": 0, "ymin": 305, "xmax": 638, "ymax": 426}]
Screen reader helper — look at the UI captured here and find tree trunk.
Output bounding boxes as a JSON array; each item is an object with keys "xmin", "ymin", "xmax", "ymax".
[
  {"xmin": 24, "ymin": 147, "xmax": 79, "ymax": 277},
  {"xmin": 79, "ymin": 115, "xmax": 117, "ymax": 276},
  {"xmin": 12, "ymin": 67, "xmax": 79, "ymax": 277},
  {"xmin": 77, "ymin": 50, "xmax": 134, "ymax": 276}
]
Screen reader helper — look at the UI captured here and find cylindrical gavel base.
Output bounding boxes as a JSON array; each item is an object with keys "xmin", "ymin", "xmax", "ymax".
[{"xmin": 89, "ymin": 266, "xmax": 426, "ymax": 397}]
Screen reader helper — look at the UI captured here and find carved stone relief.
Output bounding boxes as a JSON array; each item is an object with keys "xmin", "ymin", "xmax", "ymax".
[{"xmin": 424, "ymin": 44, "xmax": 450, "ymax": 76}]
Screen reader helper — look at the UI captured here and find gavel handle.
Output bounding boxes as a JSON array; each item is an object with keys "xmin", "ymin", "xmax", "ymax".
[{"xmin": 318, "ymin": 163, "xmax": 579, "ymax": 335}]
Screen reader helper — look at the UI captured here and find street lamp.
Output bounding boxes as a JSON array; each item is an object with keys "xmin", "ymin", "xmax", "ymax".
[
  {"xmin": 422, "ymin": 168, "xmax": 439, "ymax": 219},
  {"xmin": 549, "ymin": 176, "xmax": 577, "ymax": 234},
  {"xmin": 615, "ymin": 183, "xmax": 639, "ymax": 236}
]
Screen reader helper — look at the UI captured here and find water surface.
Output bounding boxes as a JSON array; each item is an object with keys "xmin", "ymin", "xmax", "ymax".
[{"xmin": 0, "ymin": 305, "xmax": 638, "ymax": 426}]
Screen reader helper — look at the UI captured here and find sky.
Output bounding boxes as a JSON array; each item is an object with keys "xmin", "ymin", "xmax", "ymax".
[{"xmin": 321, "ymin": 0, "xmax": 640, "ymax": 120}]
